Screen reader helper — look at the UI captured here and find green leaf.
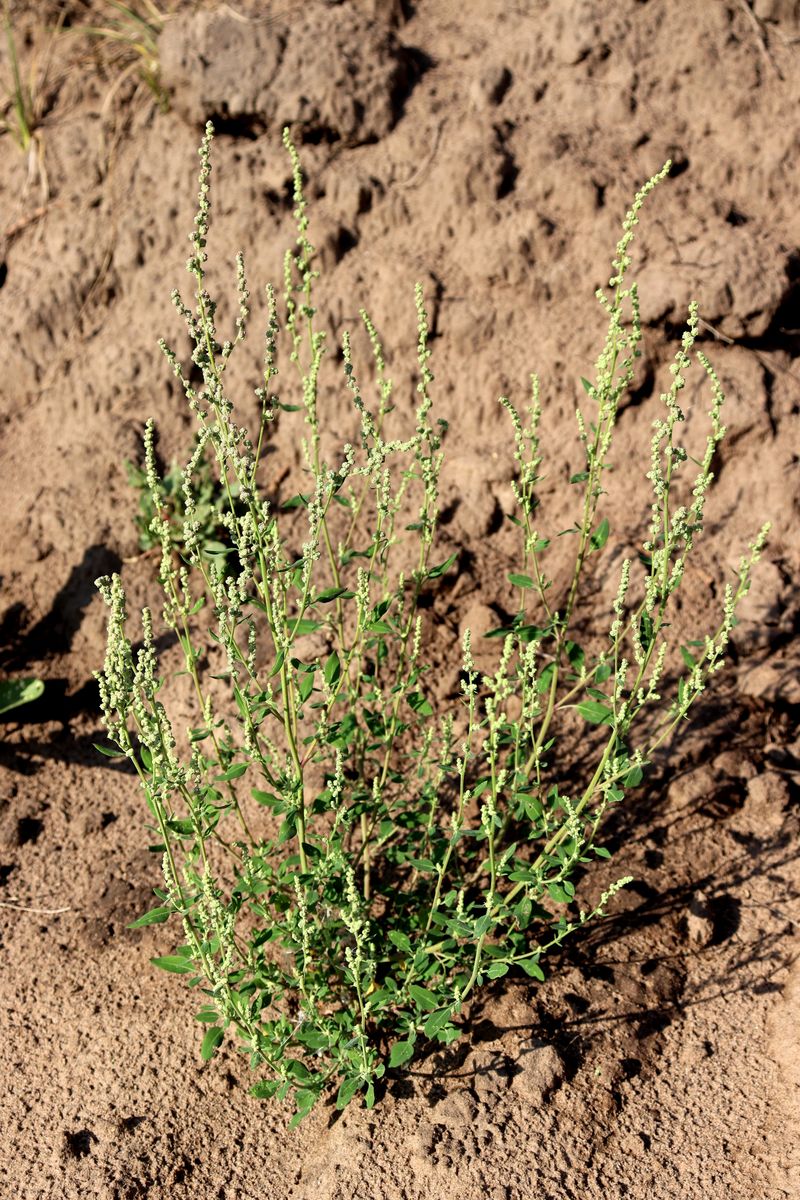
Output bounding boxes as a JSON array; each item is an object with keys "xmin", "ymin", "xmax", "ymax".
[
  {"xmin": 166, "ymin": 818, "xmax": 194, "ymax": 836},
  {"xmin": 284, "ymin": 1059, "xmax": 312, "ymax": 1082},
  {"xmin": 537, "ymin": 662, "xmax": 557, "ymax": 694},
  {"xmin": 216, "ymin": 762, "xmax": 248, "ymax": 782},
  {"xmin": 290, "ymin": 1089, "xmax": 318, "ymax": 1126},
  {"xmin": 93, "ymin": 741, "xmax": 126, "ymax": 758},
  {"xmin": 127, "ymin": 905, "xmax": 172, "ymax": 929},
  {"xmin": 486, "ymin": 961, "xmax": 509, "ymax": 979},
  {"xmin": 388, "ymin": 1040, "xmax": 415, "ymax": 1068},
  {"xmin": 388, "ymin": 930, "xmax": 412, "ymax": 955},
  {"xmin": 625, "ymin": 765, "xmax": 644, "ymax": 787},
  {"xmin": 409, "ymin": 984, "xmax": 439, "ymax": 1011},
  {"xmin": 324, "ymin": 651, "xmax": 341, "ymax": 688},
  {"xmin": 194, "ymin": 1009, "xmax": 219, "ymax": 1024},
  {"xmin": 589, "ymin": 518, "xmax": 610, "ymax": 553},
  {"xmin": 407, "ymin": 691, "xmax": 433, "ymax": 717},
  {"xmin": 565, "ymin": 640, "xmax": 585, "ymax": 672},
  {"xmin": 426, "ymin": 553, "xmax": 457, "ymax": 580},
  {"xmin": 576, "ymin": 699, "xmax": 614, "ymax": 726},
  {"xmin": 509, "ymin": 573, "xmax": 534, "ymax": 589},
  {"xmin": 298, "ymin": 671, "xmax": 315, "ymax": 704},
  {"xmin": 200, "ymin": 1026, "xmax": 224, "ymax": 1061},
  {"xmin": 424, "ymin": 1007, "xmax": 453, "ymax": 1038},
  {"xmin": 281, "ymin": 491, "xmax": 310, "ymax": 508},
  {"xmin": 580, "ymin": 377, "xmax": 595, "ymax": 396},
  {"xmin": 315, "ymin": 586, "xmax": 354, "ymax": 603},
  {"xmin": 290, "ymin": 618, "xmax": 322, "ymax": 637},
  {"xmin": 150, "ymin": 955, "xmax": 193, "ymax": 974},
  {"xmin": 518, "ymin": 958, "xmax": 545, "ymax": 981},
  {"xmin": 250, "ymin": 1079, "xmax": 280, "ymax": 1099},
  {"xmin": 547, "ymin": 882, "xmax": 572, "ymax": 905},
  {"xmin": 679, "ymin": 644, "xmax": 697, "ymax": 670},
  {"xmin": 594, "ymin": 846, "xmax": 612, "ymax": 860},
  {"xmin": 570, "ymin": 471, "xmax": 589, "ymax": 484},
  {"xmin": 251, "ymin": 789, "xmax": 283, "ymax": 808},
  {"xmin": 336, "ymin": 1076, "xmax": 361, "ymax": 1110}
]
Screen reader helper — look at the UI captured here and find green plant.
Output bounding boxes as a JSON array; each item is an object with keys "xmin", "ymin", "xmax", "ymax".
[
  {"xmin": 80, "ymin": 0, "xmax": 168, "ymax": 113},
  {"xmin": 126, "ymin": 439, "xmax": 237, "ymax": 571},
  {"xmin": 95, "ymin": 124, "xmax": 768, "ymax": 1124},
  {"xmin": 1, "ymin": 2, "xmax": 60, "ymax": 199},
  {"xmin": 0, "ymin": 677, "xmax": 44, "ymax": 715}
]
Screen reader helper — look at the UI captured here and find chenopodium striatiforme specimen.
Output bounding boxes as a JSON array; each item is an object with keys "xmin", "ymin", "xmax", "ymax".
[{"xmin": 95, "ymin": 124, "xmax": 769, "ymax": 1123}]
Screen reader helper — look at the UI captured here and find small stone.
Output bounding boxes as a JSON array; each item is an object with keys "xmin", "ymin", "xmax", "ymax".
[
  {"xmin": 469, "ymin": 1047, "xmax": 514, "ymax": 1104},
  {"xmin": 469, "ymin": 65, "xmax": 512, "ymax": 108},
  {"xmin": 512, "ymin": 1040, "xmax": 564, "ymax": 1102},
  {"xmin": 686, "ymin": 889, "xmax": 714, "ymax": 946},
  {"xmin": 728, "ymin": 772, "xmax": 789, "ymax": 837},
  {"xmin": 713, "ymin": 751, "xmax": 757, "ymax": 781},
  {"xmin": 739, "ymin": 657, "xmax": 800, "ymax": 706}
]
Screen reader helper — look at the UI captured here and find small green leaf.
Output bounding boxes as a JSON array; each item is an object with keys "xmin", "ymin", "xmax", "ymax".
[
  {"xmin": 518, "ymin": 958, "xmax": 545, "ymax": 981},
  {"xmin": 315, "ymin": 586, "xmax": 349, "ymax": 602},
  {"xmin": 127, "ymin": 905, "xmax": 172, "ymax": 929},
  {"xmin": 251, "ymin": 789, "xmax": 283, "ymax": 808},
  {"xmin": 547, "ymin": 882, "xmax": 572, "ymax": 905},
  {"xmin": 194, "ymin": 1009, "xmax": 219, "ymax": 1024},
  {"xmin": 427, "ymin": 553, "xmax": 458, "ymax": 580},
  {"xmin": 281, "ymin": 491, "xmax": 310, "ymax": 508},
  {"xmin": 251, "ymin": 1079, "xmax": 280, "ymax": 1099},
  {"xmin": 290, "ymin": 618, "xmax": 322, "ymax": 637},
  {"xmin": 166, "ymin": 818, "xmax": 194, "ymax": 836},
  {"xmin": 589, "ymin": 518, "xmax": 610, "ymax": 553},
  {"xmin": 284, "ymin": 1059, "xmax": 312, "ymax": 1082},
  {"xmin": 407, "ymin": 691, "xmax": 433, "ymax": 717},
  {"xmin": 424, "ymin": 1007, "xmax": 454, "ymax": 1038},
  {"xmin": 93, "ymin": 742, "xmax": 126, "ymax": 758},
  {"xmin": 486, "ymin": 961, "xmax": 509, "ymax": 979},
  {"xmin": 594, "ymin": 846, "xmax": 612, "ymax": 860},
  {"xmin": 580, "ymin": 377, "xmax": 595, "ymax": 396},
  {"xmin": 298, "ymin": 671, "xmax": 315, "ymax": 704},
  {"xmin": 576, "ymin": 699, "xmax": 614, "ymax": 726},
  {"xmin": 336, "ymin": 1076, "xmax": 361, "ymax": 1109},
  {"xmin": 409, "ymin": 984, "xmax": 439, "ymax": 1011},
  {"xmin": 324, "ymin": 651, "xmax": 341, "ymax": 688},
  {"xmin": 150, "ymin": 955, "xmax": 193, "ymax": 974},
  {"xmin": 389, "ymin": 930, "xmax": 412, "ymax": 955},
  {"xmin": 389, "ymin": 1040, "xmax": 415, "ymax": 1068},
  {"xmin": 200, "ymin": 1026, "xmax": 224, "ymax": 1061},
  {"xmin": 509, "ymin": 573, "xmax": 534, "ymax": 589},
  {"xmin": 570, "ymin": 471, "xmax": 589, "ymax": 484},
  {"xmin": 0, "ymin": 681, "xmax": 44, "ymax": 715},
  {"xmin": 216, "ymin": 762, "xmax": 248, "ymax": 782}
]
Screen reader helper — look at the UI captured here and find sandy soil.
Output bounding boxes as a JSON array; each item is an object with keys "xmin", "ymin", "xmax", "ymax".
[{"xmin": 1, "ymin": 2, "xmax": 799, "ymax": 1197}]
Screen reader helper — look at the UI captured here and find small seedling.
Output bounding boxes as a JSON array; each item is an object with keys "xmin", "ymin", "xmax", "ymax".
[{"xmin": 96, "ymin": 125, "xmax": 768, "ymax": 1124}]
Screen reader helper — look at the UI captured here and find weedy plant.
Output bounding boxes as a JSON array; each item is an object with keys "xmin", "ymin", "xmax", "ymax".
[
  {"xmin": 96, "ymin": 124, "xmax": 768, "ymax": 1123},
  {"xmin": 1, "ymin": 2, "xmax": 62, "ymax": 200},
  {"xmin": 126, "ymin": 440, "xmax": 236, "ymax": 569},
  {"xmin": 80, "ymin": 0, "xmax": 168, "ymax": 114}
]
